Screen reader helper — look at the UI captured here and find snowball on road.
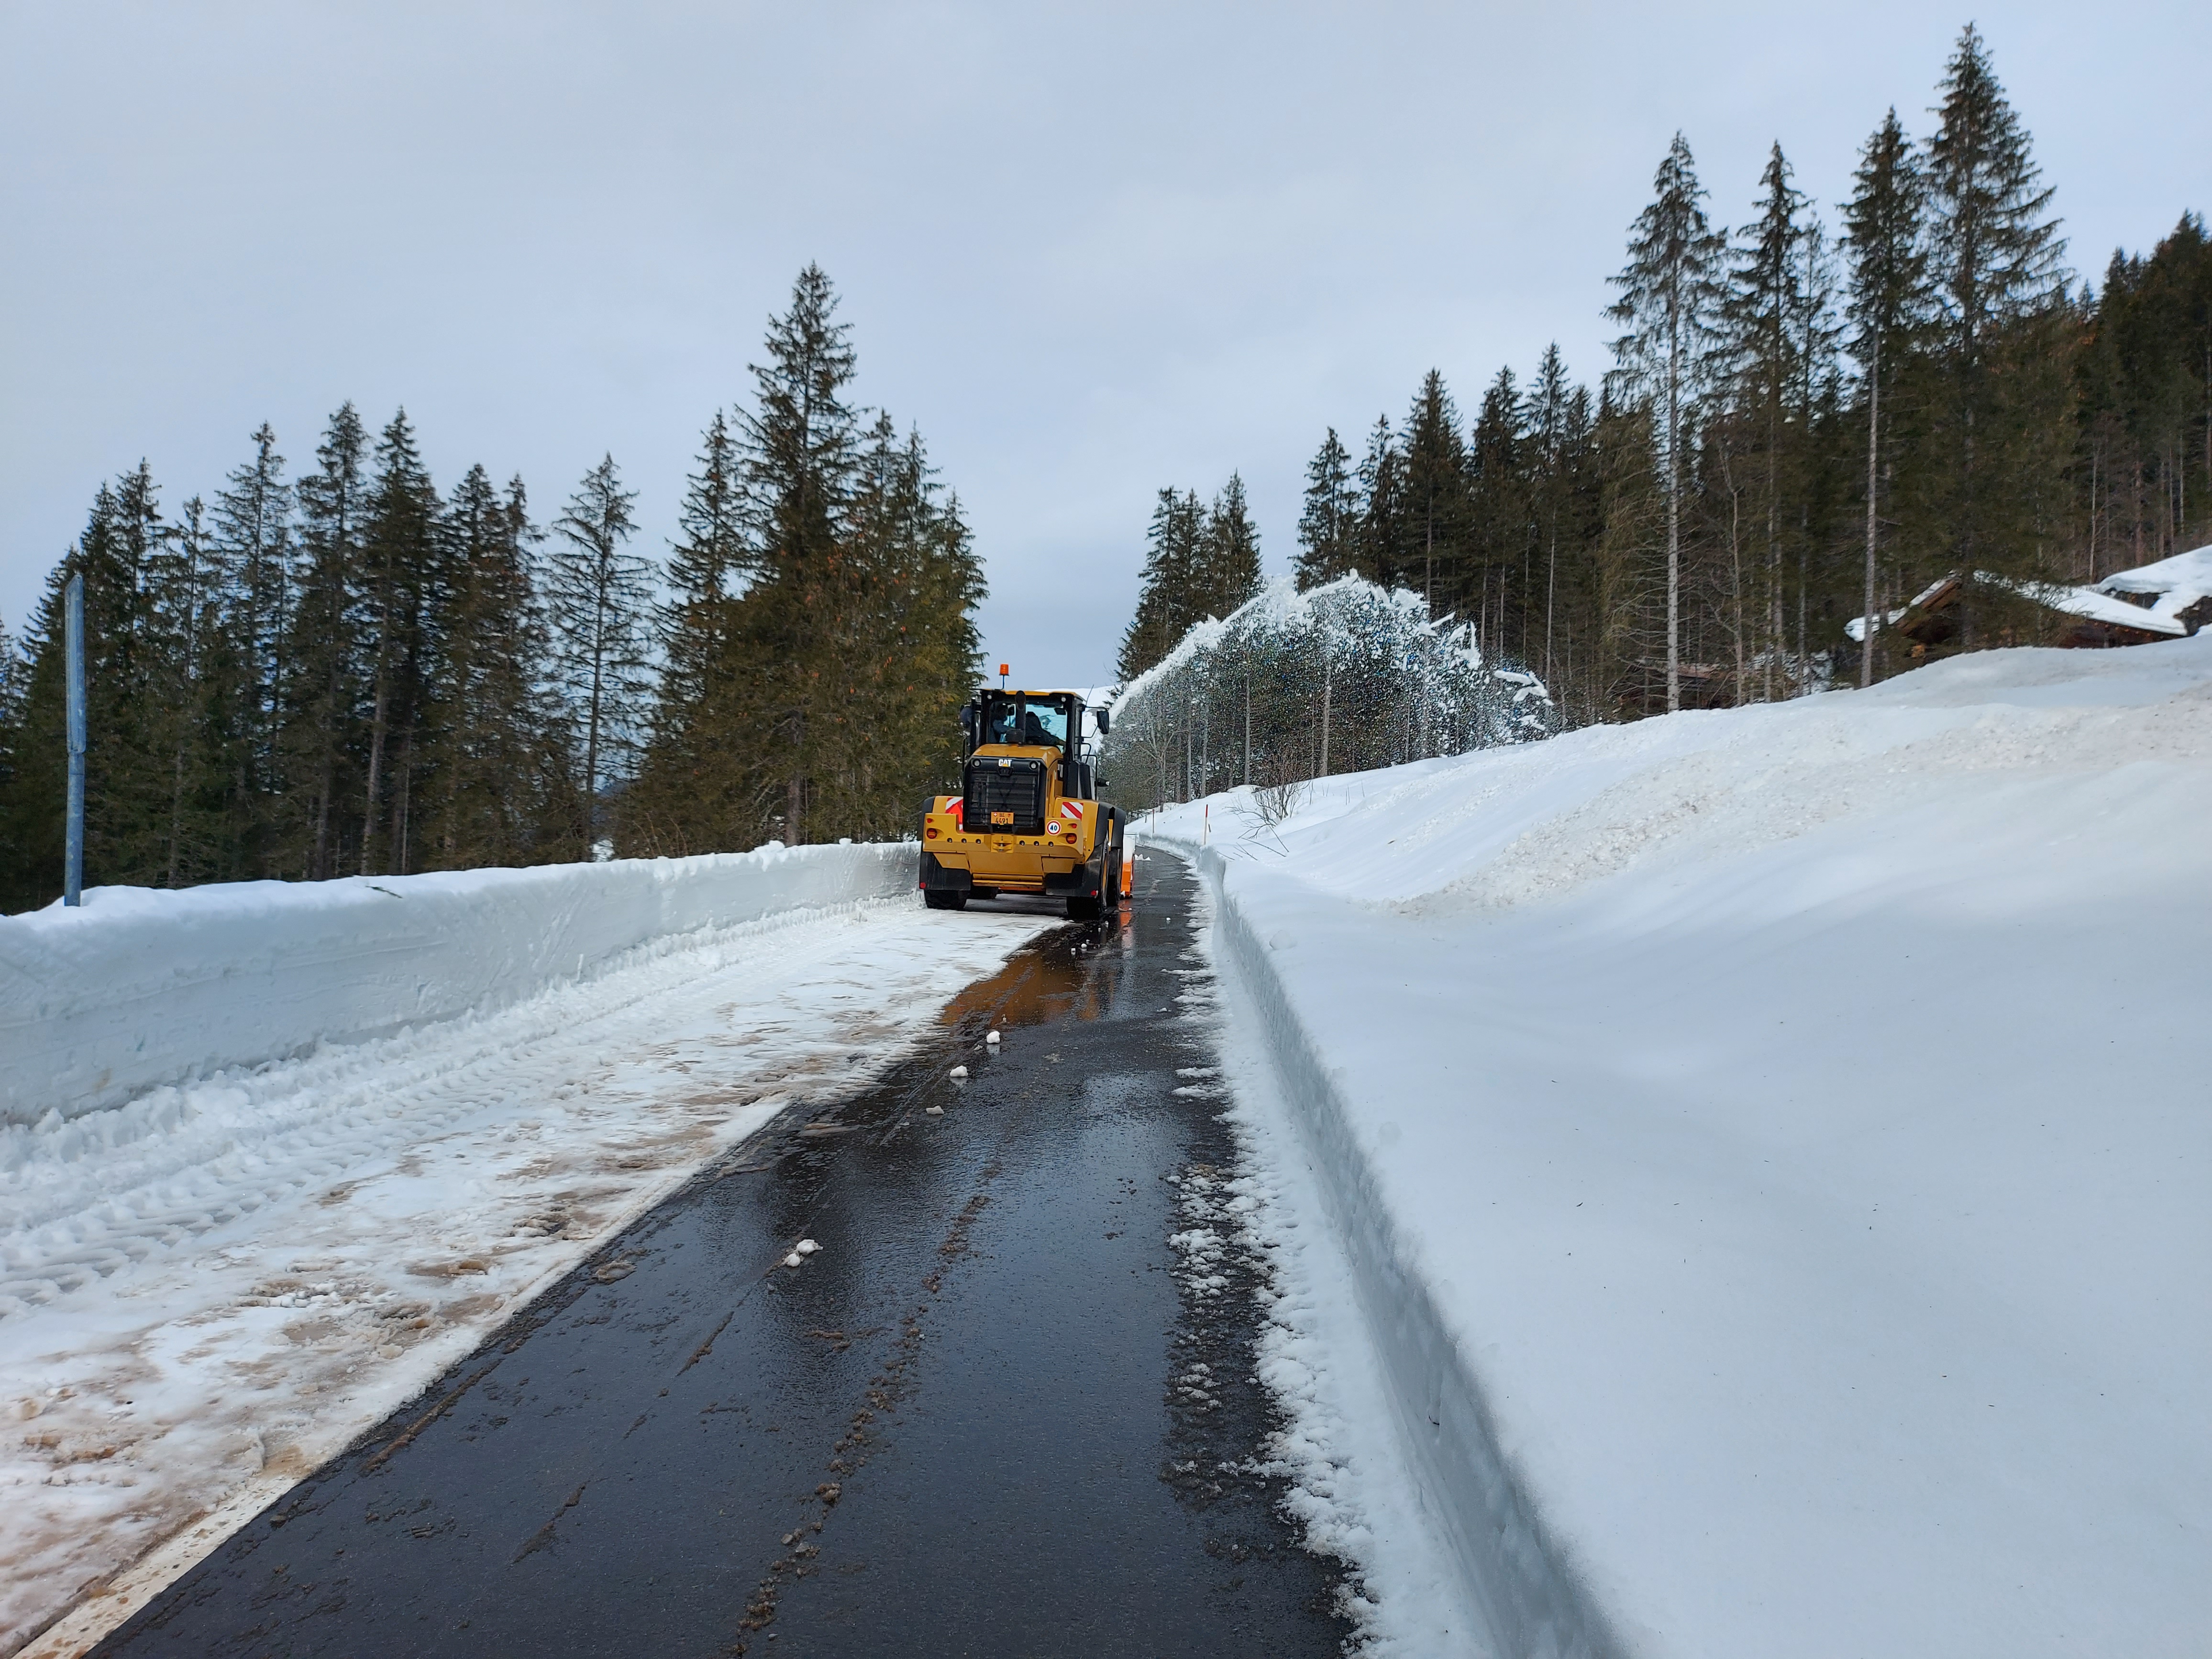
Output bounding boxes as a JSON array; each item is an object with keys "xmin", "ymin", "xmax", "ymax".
[
  {"xmin": 1154, "ymin": 634, "xmax": 2212, "ymax": 1657},
  {"xmin": 0, "ymin": 879, "xmax": 1049, "ymax": 1654}
]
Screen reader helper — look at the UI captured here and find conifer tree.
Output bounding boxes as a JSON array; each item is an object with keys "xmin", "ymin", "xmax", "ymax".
[
  {"xmin": 1526, "ymin": 345, "xmax": 1582, "ymax": 682},
  {"xmin": 1401, "ymin": 372, "xmax": 1470, "ymax": 613},
  {"xmin": 803, "ymin": 415, "xmax": 983, "ymax": 839},
  {"xmin": 94, "ymin": 465, "xmax": 178, "ymax": 881},
  {"xmin": 1200, "ymin": 473, "xmax": 1263, "ymax": 619},
  {"xmin": 547, "ymin": 455, "xmax": 652, "ymax": 845},
  {"xmin": 1467, "ymin": 367, "xmax": 1527, "ymax": 660},
  {"xmin": 141, "ymin": 495, "xmax": 232, "ymax": 885},
  {"xmin": 1609, "ymin": 133, "xmax": 1727, "ymax": 711},
  {"xmin": 1723, "ymin": 143, "xmax": 1821, "ymax": 697},
  {"xmin": 730, "ymin": 265, "xmax": 863, "ymax": 845},
  {"xmin": 630, "ymin": 266, "xmax": 986, "ymax": 854},
  {"xmin": 421, "ymin": 466, "xmax": 561, "ymax": 865},
  {"xmin": 2081, "ymin": 215, "xmax": 2212, "ymax": 570},
  {"xmin": 1924, "ymin": 24, "xmax": 2069, "ymax": 629},
  {"xmin": 1593, "ymin": 391, "xmax": 1666, "ymax": 715},
  {"xmin": 3, "ymin": 475, "xmax": 158, "ymax": 893},
  {"xmin": 1355, "ymin": 416, "xmax": 1403, "ymax": 587},
  {"xmin": 285, "ymin": 403, "xmax": 369, "ymax": 877},
  {"xmin": 1294, "ymin": 428, "xmax": 1359, "ymax": 589},
  {"xmin": 1842, "ymin": 109, "xmax": 1936, "ymax": 685},
  {"xmin": 1119, "ymin": 488, "xmax": 1204, "ymax": 680},
  {"xmin": 210, "ymin": 424, "xmax": 293, "ymax": 857},
  {"xmin": 0, "ymin": 614, "xmax": 23, "ymax": 896},
  {"xmin": 356, "ymin": 409, "xmax": 442, "ymax": 873},
  {"xmin": 659, "ymin": 410, "xmax": 747, "ymax": 716}
]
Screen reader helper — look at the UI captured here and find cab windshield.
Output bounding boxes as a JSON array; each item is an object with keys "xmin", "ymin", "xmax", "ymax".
[{"xmin": 982, "ymin": 694, "xmax": 1071, "ymax": 749}]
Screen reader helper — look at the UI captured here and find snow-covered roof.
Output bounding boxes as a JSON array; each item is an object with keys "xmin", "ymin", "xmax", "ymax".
[
  {"xmin": 2037, "ymin": 581, "xmax": 2189, "ymax": 636},
  {"xmin": 1846, "ymin": 564, "xmax": 2197, "ymax": 642},
  {"xmin": 1845, "ymin": 575, "xmax": 1959, "ymax": 641},
  {"xmin": 2096, "ymin": 543, "xmax": 2212, "ymax": 600},
  {"xmin": 2090, "ymin": 544, "xmax": 2212, "ymax": 632}
]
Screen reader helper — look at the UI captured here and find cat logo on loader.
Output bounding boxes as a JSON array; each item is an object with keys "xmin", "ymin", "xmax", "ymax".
[{"xmin": 918, "ymin": 685, "xmax": 1126, "ymax": 920}]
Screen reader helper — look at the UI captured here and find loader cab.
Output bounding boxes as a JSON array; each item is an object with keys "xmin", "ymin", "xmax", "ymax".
[{"xmin": 963, "ymin": 690, "xmax": 1097, "ymax": 800}]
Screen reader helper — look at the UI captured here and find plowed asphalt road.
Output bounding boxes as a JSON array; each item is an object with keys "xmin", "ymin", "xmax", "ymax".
[{"xmin": 92, "ymin": 854, "xmax": 1349, "ymax": 1658}]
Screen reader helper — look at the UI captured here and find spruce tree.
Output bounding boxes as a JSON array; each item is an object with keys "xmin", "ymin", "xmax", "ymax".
[
  {"xmin": 1355, "ymin": 415, "xmax": 1403, "ymax": 588},
  {"xmin": 730, "ymin": 265, "xmax": 863, "ymax": 845},
  {"xmin": 631, "ymin": 266, "xmax": 985, "ymax": 854},
  {"xmin": 2083, "ymin": 215, "xmax": 2212, "ymax": 569},
  {"xmin": 1401, "ymin": 371, "xmax": 1470, "ymax": 613},
  {"xmin": 1526, "ymin": 345, "xmax": 1580, "ymax": 682},
  {"xmin": 660, "ymin": 410, "xmax": 746, "ymax": 712},
  {"xmin": 1842, "ymin": 109, "xmax": 1936, "ymax": 685},
  {"xmin": 803, "ymin": 415, "xmax": 983, "ymax": 840},
  {"xmin": 140, "ymin": 495, "xmax": 231, "ymax": 885},
  {"xmin": 1467, "ymin": 367, "xmax": 1526, "ymax": 661},
  {"xmin": 1722, "ymin": 143, "xmax": 1819, "ymax": 697},
  {"xmin": 1200, "ymin": 473, "xmax": 1262, "ymax": 619},
  {"xmin": 356, "ymin": 409, "xmax": 442, "ymax": 873},
  {"xmin": 1925, "ymin": 24, "xmax": 2068, "ymax": 630},
  {"xmin": 0, "ymin": 614, "xmax": 23, "ymax": 899},
  {"xmin": 210, "ymin": 424, "xmax": 293, "ymax": 860},
  {"xmin": 1119, "ymin": 487, "xmax": 1204, "ymax": 680},
  {"xmin": 3, "ymin": 477, "xmax": 157, "ymax": 897},
  {"xmin": 285, "ymin": 403, "xmax": 369, "ymax": 878},
  {"xmin": 421, "ymin": 466, "xmax": 561, "ymax": 866},
  {"xmin": 1294, "ymin": 428, "xmax": 1359, "ymax": 589},
  {"xmin": 1608, "ymin": 133, "xmax": 1727, "ymax": 712},
  {"xmin": 546, "ymin": 454, "xmax": 653, "ymax": 846},
  {"xmin": 79, "ymin": 464, "xmax": 183, "ymax": 884}
]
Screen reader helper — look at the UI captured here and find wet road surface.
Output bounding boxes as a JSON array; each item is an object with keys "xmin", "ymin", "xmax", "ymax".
[{"xmin": 94, "ymin": 855, "xmax": 1349, "ymax": 1658}]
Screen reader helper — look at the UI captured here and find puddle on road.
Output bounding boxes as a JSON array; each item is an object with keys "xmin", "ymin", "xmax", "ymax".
[{"xmin": 935, "ymin": 915, "xmax": 1136, "ymax": 1031}]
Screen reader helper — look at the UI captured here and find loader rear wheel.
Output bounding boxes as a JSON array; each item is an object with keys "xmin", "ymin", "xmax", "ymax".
[{"xmin": 924, "ymin": 890, "xmax": 966, "ymax": 911}]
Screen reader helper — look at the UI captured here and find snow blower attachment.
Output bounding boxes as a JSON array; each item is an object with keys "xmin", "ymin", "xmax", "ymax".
[{"xmin": 919, "ymin": 689, "xmax": 1125, "ymax": 919}]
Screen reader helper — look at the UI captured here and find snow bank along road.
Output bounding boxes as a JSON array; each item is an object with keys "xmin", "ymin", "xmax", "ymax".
[
  {"xmin": 1, "ymin": 846, "xmax": 1063, "ymax": 1657},
  {"xmin": 1151, "ymin": 635, "xmax": 2212, "ymax": 1658},
  {"xmin": 69, "ymin": 861, "xmax": 1352, "ymax": 1658}
]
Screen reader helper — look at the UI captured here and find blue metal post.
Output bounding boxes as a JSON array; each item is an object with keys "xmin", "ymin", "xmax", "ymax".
[{"xmin": 64, "ymin": 573, "xmax": 86, "ymax": 907}]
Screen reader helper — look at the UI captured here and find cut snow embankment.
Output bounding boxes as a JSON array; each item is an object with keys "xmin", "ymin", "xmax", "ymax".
[
  {"xmin": 4, "ymin": 843, "xmax": 914, "ymax": 1126},
  {"xmin": 0, "ymin": 846, "xmax": 1053, "ymax": 1657},
  {"xmin": 1150, "ymin": 638, "xmax": 2212, "ymax": 1658}
]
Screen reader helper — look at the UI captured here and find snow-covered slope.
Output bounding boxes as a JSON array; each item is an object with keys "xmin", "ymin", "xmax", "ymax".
[
  {"xmin": 1, "ymin": 853, "xmax": 1053, "ymax": 1657},
  {"xmin": 1150, "ymin": 637, "xmax": 2212, "ymax": 1657}
]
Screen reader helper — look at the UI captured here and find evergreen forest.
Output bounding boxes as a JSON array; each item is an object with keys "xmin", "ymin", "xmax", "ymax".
[
  {"xmin": 0, "ymin": 267, "xmax": 984, "ymax": 912},
  {"xmin": 1120, "ymin": 26, "xmax": 2212, "ymax": 728}
]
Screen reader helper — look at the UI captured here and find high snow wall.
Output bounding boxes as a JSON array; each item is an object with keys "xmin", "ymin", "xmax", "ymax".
[
  {"xmin": 0, "ymin": 843, "xmax": 915, "ymax": 1127},
  {"xmin": 1147, "ymin": 632, "xmax": 2212, "ymax": 1655},
  {"xmin": 1184, "ymin": 841, "xmax": 1622, "ymax": 1657}
]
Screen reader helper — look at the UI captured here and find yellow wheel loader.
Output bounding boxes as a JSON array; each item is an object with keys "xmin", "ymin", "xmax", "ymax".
[{"xmin": 919, "ymin": 687, "xmax": 1125, "ymax": 919}]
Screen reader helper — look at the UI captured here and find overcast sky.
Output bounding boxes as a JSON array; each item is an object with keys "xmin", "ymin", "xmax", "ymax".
[{"xmin": 4, "ymin": 1, "xmax": 2208, "ymax": 689}]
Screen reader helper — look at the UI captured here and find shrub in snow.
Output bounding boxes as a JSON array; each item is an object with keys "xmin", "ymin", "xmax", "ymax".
[{"xmin": 1102, "ymin": 574, "xmax": 1556, "ymax": 809}]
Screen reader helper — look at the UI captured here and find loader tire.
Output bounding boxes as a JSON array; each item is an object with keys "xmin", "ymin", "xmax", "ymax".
[{"xmin": 924, "ymin": 890, "xmax": 966, "ymax": 911}]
